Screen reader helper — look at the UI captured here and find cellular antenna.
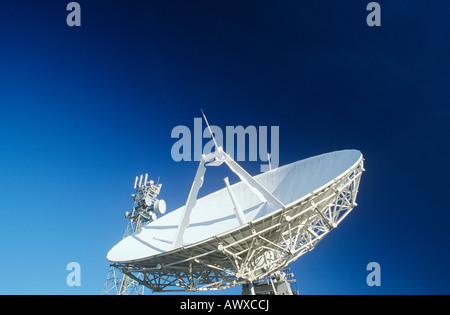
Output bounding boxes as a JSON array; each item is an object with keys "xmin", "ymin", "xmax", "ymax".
[{"xmin": 102, "ymin": 172, "xmax": 166, "ymax": 295}]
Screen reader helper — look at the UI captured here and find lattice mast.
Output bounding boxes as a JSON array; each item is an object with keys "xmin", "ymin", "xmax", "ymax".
[{"xmin": 101, "ymin": 174, "xmax": 165, "ymax": 295}]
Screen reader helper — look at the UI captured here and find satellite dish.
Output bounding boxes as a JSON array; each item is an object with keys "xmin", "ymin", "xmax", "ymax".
[
  {"xmin": 154, "ymin": 199, "xmax": 166, "ymax": 214},
  {"xmin": 107, "ymin": 149, "xmax": 364, "ymax": 293}
]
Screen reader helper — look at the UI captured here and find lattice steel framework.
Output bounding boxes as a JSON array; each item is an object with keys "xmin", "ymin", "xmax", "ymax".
[
  {"xmin": 102, "ymin": 174, "xmax": 163, "ymax": 295},
  {"xmin": 114, "ymin": 156, "xmax": 364, "ymax": 293}
]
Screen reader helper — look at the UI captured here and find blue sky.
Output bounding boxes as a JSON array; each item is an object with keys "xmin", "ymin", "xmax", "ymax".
[{"xmin": 0, "ymin": 1, "xmax": 449, "ymax": 294}]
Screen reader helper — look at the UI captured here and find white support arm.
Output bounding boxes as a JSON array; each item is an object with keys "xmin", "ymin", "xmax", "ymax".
[
  {"xmin": 224, "ymin": 177, "xmax": 247, "ymax": 225},
  {"xmin": 172, "ymin": 147, "xmax": 285, "ymax": 249},
  {"xmin": 223, "ymin": 151, "xmax": 285, "ymax": 210},
  {"xmin": 172, "ymin": 158, "xmax": 207, "ymax": 248}
]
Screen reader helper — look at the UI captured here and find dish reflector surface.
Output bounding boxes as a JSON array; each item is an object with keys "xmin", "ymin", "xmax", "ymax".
[{"xmin": 107, "ymin": 149, "xmax": 362, "ymax": 263}]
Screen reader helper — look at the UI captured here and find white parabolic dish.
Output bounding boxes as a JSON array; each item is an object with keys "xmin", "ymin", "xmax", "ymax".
[{"xmin": 108, "ymin": 149, "xmax": 363, "ymax": 264}]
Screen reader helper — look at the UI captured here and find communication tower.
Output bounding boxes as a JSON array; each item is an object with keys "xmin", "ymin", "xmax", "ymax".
[{"xmin": 101, "ymin": 174, "xmax": 165, "ymax": 295}]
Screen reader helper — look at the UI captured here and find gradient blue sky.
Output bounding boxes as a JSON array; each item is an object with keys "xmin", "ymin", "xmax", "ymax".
[{"xmin": 0, "ymin": 1, "xmax": 449, "ymax": 294}]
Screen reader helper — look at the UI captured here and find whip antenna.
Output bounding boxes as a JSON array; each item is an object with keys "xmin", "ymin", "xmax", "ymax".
[{"xmin": 201, "ymin": 108, "xmax": 219, "ymax": 151}]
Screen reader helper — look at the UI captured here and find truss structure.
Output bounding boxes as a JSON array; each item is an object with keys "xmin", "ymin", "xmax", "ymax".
[
  {"xmin": 101, "ymin": 262, "xmax": 145, "ymax": 295},
  {"xmin": 102, "ymin": 174, "xmax": 163, "ymax": 295},
  {"xmin": 113, "ymin": 156, "xmax": 364, "ymax": 293}
]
